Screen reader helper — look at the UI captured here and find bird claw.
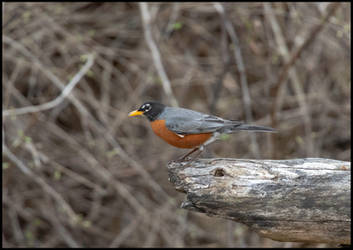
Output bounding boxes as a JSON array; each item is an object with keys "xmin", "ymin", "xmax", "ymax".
[{"xmin": 173, "ymin": 147, "xmax": 203, "ymax": 164}]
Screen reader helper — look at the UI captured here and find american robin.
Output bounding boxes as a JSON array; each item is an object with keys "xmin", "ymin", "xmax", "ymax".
[{"xmin": 129, "ymin": 101, "xmax": 276, "ymax": 160}]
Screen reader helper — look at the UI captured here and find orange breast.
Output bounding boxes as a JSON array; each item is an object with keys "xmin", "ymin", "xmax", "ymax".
[{"xmin": 150, "ymin": 120, "xmax": 212, "ymax": 148}]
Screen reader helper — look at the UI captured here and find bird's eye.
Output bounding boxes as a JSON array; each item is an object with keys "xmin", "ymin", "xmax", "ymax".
[{"xmin": 144, "ymin": 104, "xmax": 151, "ymax": 111}]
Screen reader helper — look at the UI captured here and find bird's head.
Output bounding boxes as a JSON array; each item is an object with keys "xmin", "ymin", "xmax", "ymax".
[{"xmin": 128, "ymin": 101, "xmax": 165, "ymax": 121}]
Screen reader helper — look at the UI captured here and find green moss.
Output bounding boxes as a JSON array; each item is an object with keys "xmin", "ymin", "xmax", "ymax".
[
  {"xmin": 82, "ymin": 220, "xmax": 91, "ymax": 228},
  {"xmin": 24, "ymin": 136, "xmax": 32, "ymax": 143},
  {"xmin": 172, "ymin": 22, "xmax": 183, "ymax": 30},
  {"xmin": 54, "ymin": 170, "xmax": 62, "ymax": 180},
  {"xmin": 3, "ymin": 162, "xmax": 10, "ymax": 170},
  {"xmin": 220, "ymin": 134, "xmax": 230, "ymax": 141},
  {"xmin": 106, "ymin": 149, "xmax": 119, "ymax": 158}
]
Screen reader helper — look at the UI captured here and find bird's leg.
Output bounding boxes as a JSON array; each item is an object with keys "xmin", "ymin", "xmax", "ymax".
[
  {"xmin": 187, "ymin": 145, "xmax": 204, "ymax": 161},
  {"xmin": 178, "ymin": 132, "xmax": 220, "ymax": 162},
  {"xmin": 176, "ymin": 147, "xmax": 200, "ymax": 162},
  {"xmin": 202, "ymin": 132, "xmax": 219, "ymax": 147},
  {"xmin": 176, "ymin": 146, "xmax": 203, "ymax": 167}
]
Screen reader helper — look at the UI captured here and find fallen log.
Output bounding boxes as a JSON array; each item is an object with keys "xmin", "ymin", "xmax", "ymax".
[{"xmin": 168, "ymin": 158, "xmax": 351, "ymax": 244}]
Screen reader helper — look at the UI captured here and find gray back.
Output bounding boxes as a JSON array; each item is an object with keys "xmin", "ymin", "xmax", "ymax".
[{"xmin": 159, "ymin": 107, "xmax": 242, "ymax": 134}]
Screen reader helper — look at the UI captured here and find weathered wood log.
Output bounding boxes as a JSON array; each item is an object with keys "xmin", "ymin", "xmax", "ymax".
[{"xmin": 168, "ymin": 158, "xmax": 351, "ymax": 244}]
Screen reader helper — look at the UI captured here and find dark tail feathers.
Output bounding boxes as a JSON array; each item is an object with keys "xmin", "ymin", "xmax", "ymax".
[{"xmin": 225, "ymin": 123, "xmax": 277, "ymax": 133}]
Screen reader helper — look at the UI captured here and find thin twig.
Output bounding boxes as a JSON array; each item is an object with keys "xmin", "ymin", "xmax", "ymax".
[
  {"xmin": 269, "ymin": 2, "xmax": 341, "ymax": 127},
  {"xmin": 8, "ymin": 209, "xmax": 25, "ymax": 245},
  {"xmin": 40, "ymin": 201, "xmax": 81, "ymax": 247},
  {"xmin": 213, "ymin": 2, "xmax": 260, "ymax": 158},
  {"xmin": 3, "ymin": 51, "xmax": 94, "ymax": 116},
  {"xmin": 268, "ymin": 2, "xmax": 341, "ymax": 158},
  {"xmin": 3, "ymin": 35, "xmax": 92, "ymax": 119},
  {"xmin": 139, "ymin": 2, "xmax": 179, "ymax": 107},
  {"xmin": 264, "ymin": 3, "xmax": 314, "ymax": 156},
  {"xmin": 209, "ymin": 16, "xmax": 230, "ymax": 113},
  {"xmin": 164, "ymin": 3, "xmax": 180, "ymax": 39},
  {"xmin": 2, "ymin": 144, "xmax": 78, "ymax": 225},
  {"xmin": 109, "ymin": 216, "xmax": 141, "ymax": 247},
  {"xmin": 2, "ymin": 61, "xmax": 149, "ymax": 222},
  {"xmin": 3, "ymin": 34, "xmax": 171, "ymax": 208}
]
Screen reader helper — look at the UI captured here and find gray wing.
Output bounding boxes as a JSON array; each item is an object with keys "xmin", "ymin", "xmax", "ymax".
[{"xmin": 162, "ymin": 107, "xmax": 242, "ymax": 134}]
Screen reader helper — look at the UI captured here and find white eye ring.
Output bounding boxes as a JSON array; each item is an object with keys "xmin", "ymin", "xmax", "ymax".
[
  {"xmin": 141, "ymin": 104, "xmax": 151, "ymax": 112},
  {"xmin": 144, "ymin": 104, "xmax": 151, "ymax": 111}
]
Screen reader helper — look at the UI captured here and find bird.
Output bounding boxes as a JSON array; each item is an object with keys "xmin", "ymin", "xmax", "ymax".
[{"xmin": 128, "ymin": 101, "xmax": 276, "ymax": 161}]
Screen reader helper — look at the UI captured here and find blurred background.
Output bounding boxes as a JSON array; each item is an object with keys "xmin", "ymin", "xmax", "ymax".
[{"xmin": 2, "ymin": 2, "xmax": 350, "ymax": 248}]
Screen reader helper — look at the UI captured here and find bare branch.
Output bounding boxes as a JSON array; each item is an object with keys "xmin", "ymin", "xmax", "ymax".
[
  {"xmin": 213, "ymin": 2, "xmax": 260, "ymax": 157},
  {"xmin": 269, "ymin": 2, "xmax": 341, "ymax": 129},
  {"xmin": 3, "ymin": 35, "xmax": 170, "ymax": 209},
  {"xmin": 168, "ymin": 157, "xmax": 351, "ymax": 244},
  {"xmin": 3, "ymin": 43, "xmax": 94, "ymax": 117},
  {"xmin": 264, "ymin": 3, "xmax": 315, "ymax": 157},
  {"xmin": 2, "ymin": 144, "xmax": 79, "ymax": 225},
  {"xmin": 139, "ymin": 2, "xmax": 179, "ymax": 107}
]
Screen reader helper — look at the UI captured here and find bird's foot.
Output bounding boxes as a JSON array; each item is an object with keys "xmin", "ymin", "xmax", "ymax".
[
  {"xmin": 172, "ymin": 147, "xmax": 203, "ymax": 164},
  {"xmin": 175, "ymin": 147, "xmax": 199, "ymax": 162}
]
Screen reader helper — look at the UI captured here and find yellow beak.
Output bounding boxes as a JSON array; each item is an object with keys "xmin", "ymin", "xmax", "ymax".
[{"xmin": 128, "ymin": 110, "xmax": 144, "ymax": 117}]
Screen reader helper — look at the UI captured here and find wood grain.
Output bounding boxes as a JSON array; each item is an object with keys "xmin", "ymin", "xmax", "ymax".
[{"xmin": 168, "ymin": 158, "xmax": 351, "ymax": 244}]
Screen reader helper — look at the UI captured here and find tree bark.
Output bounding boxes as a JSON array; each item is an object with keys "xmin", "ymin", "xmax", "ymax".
[{"xmin": 168, "ymin": 158, "xmax": 351, "ymax": 244}]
